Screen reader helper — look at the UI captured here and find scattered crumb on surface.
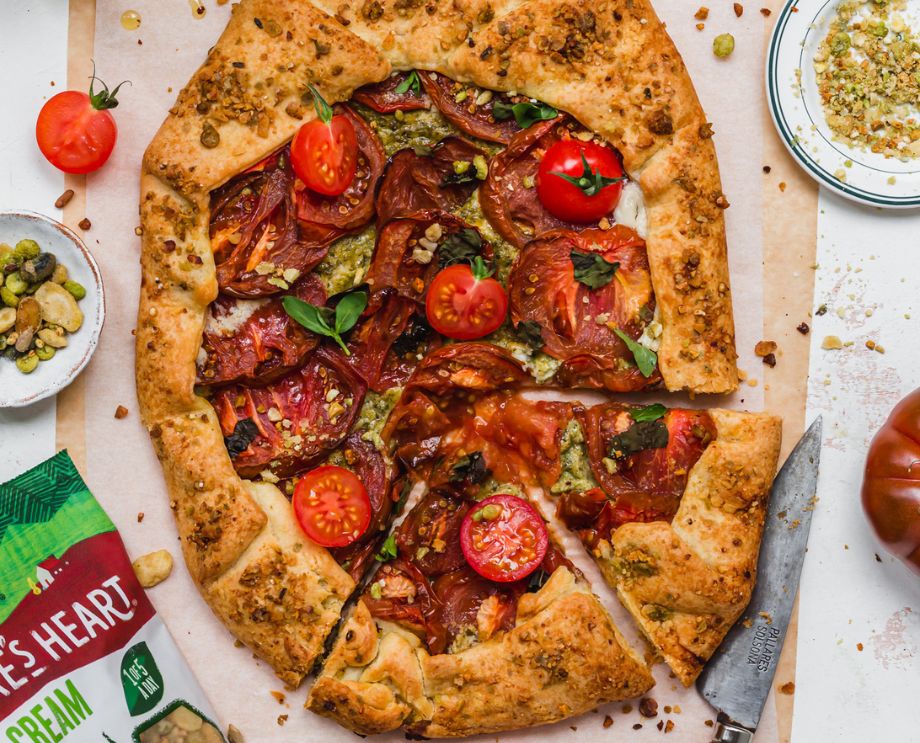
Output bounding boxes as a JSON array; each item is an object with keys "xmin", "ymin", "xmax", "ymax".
[
  {"xmin": 639, "ymin": 698, "xmax": 658, "ymax": 718},
  {"xmin": 822, "ymin": 335, "xmax": 844, "ymax": 350},
  {"xmin": 137, "ymin": 512, "xmax": 144, "ymax": 523},
  {"xmin": 115, "ymin": 405, "xmax": 129, "ymax": 419},
  {"xmin": 78, "ymin": 217, "xmax": 91, "ymax": 231},
  {"xmin": 779, "ymin": 681, "xmax": 796, "ymax": 695},
  {"xmin": 603, "ymin": 715, "xmax": 614, "ymax": 728}
]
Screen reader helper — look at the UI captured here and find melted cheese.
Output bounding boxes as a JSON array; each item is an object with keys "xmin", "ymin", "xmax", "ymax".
[
  {"xmin": 614, "ymin": 181, "xmax": 648, "ymax": 239},
  {"xmin": 205, "ymin": 298, "xmax": 267, "ymax": 337}
]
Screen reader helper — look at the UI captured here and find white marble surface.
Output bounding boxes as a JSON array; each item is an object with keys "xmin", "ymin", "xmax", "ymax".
[{"xmin": 0, "ymin": 2, "xmax": 917, "ymax": 741}]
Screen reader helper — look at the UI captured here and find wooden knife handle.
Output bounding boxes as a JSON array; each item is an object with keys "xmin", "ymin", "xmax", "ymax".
[{"xmin": 710, "ymin": 721, "xmax": 755, "ymax": 743}]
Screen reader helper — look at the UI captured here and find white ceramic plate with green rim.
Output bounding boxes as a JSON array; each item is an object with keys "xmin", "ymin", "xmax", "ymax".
[
  {"xmin": 0, "ymin": 212, "xmax": 105, "ymax": 408},
  {"xmin": 767, "ymin": 0, "xmax": 920, "ymax": 208}
]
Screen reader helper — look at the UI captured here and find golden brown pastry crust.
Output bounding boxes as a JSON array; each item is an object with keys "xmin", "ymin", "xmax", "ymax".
[
  {"xmin": 137, "ymin": 0, "xmax": 743, "ymax": 722},
  {"xmin": 593, "ymin": 410, "xmax": 782, "ymax": 685},
  {"xmin": 307, "ymin": 568, "xmax": 654, "ymax": 736}
]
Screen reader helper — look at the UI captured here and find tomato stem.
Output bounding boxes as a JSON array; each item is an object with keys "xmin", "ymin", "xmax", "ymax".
[
  {"xmin": 88, "ymin": 60, "xmax": 130, "ymax": 111},
  {"xmin": 552, "ymin": 152, "xmax": 625, "ymax": 197},
  {"xmin": 470, "ymin": 255, "xmax": 493, "ymax": 281},
  {"xmin": 307, "ymin": 83, "xmax": 334, "ymax": 124}
]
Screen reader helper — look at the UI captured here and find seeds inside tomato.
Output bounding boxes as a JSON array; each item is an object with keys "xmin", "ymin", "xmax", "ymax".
[
  {"xmin": 426, "ymin": 258, "xmax": 508, "ymax": 340},
  {"xmin": 292, "ymin": 465, "xmax": 371, "ymax": 548},
  {"xmin": 459, "ymin": 494, "xmax": 549, "ymax": 582}
]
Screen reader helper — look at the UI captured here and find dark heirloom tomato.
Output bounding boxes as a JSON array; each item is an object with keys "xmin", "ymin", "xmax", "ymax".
[
  {"xmin": 375, "ymin": 137, "xmax": 484, "ymax": 226},
  {"xmin": 460, "ymin": 495, "xmax": 549, "ymax": 582},
  {"xmin": 363, "ymin": 559, "xmax": 449, "ymax": 654},
  {"xmin": 508, "ymin": 227, "xmax": 658, "ymax": 391},
  {"xmin": 352, "ymin": 73, "xmax": 431, "ymax": 113},
  {"xmin": 560, "ymin": 403, "xmax": 716, "ymax": 547},
  {"xmin": 377, "ymin": 310, "xmax": 442, "ymax": 391},
  {"xmin": 396, "ymin": 491, "xmax": 470, "ymax": 577},
  {"xmin": 212, "ymin": 348, "xmax": 367, "ymax": 478},
  {"xmin": 197, "ymin": 275, "xmax": 326, "ymax": 387},
  {"xmin": 481, "ymin": 118, "xmax": 627, "ymax": 248},
  {"xmin": 383, "ymin": 343, "xmax": 531, "ymax": 472},
  {"xmin": 365, "ymin": 210, "xmax": 492, "ymax": 309},
  {"xmin": 293, "ymin": 465, "xmax": 371, "ymax": 548},
  {"xmin": 210, "ymin": 149, "xmax": 332, "ymax": 297},
  {"xmin": 342, "ymin": 294, "xmax": 414, "ymax": 391},
  {"xmin": 294, "ymin": 104, "xmax": 385, "ymax": 235},
  {"xmin": 862, "ymin": 389, "xmax": 920, "ymax": 574},
  {"xmin": 418, "ymin": 72, "xmax": 522, "ymax": 144}
]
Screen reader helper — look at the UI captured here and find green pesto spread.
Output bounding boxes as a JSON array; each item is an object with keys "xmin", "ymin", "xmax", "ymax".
[
  {"xmin": 485, "ymin": 324, "xmax": 562, "ymax": 384},
  {"xmin": 453, "ymin": 190, "xmax": 517, "ymax": 285},
  {"xmin": 550, "ymin": 418, "xmax": 598, "ymax": 495},
  {"xmin": 314, "ymin": 225, "xmax": 376, "ymax": 297},
  {"xmin": 354, "ymin": 387, "xmax": 403, "ymax": 450},
  {"xmin": 355, "ymin": 103, "xmax": 459, "ymax": 156}
]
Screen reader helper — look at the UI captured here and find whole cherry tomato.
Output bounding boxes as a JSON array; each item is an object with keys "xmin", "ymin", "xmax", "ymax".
[
  {"xmin": 862, "ymin": 388, "xmax": 920, "ymax": 574},
  {"xmin": 536, "ymin": 139, "xmax": 626, "ymax": 223},
  {"xmin": 460, "ymin": 494, "xmax": 549, "ymax": 582},
  {"xmin": 426, "ymin": 257, "xmax": 508, "ymax": 340},
  {"xmin": 293, "ymin": 465, "xmax": 371, "ymax": 548},
  {"xmin": 35, "ymin": 73, "xmax": 128, "ymax": 174},
  {"xmin": 290, "ymin": 85, "xmax": 358, "ymax": 197}
]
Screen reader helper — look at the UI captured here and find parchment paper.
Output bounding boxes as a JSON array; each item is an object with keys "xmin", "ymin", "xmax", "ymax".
[{"xmin": 71, "ymin": 1, "xmax": 788, "ymax": 740}]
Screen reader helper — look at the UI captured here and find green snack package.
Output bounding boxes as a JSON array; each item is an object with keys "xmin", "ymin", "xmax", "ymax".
[{"xmin": 0, "ymin": 451, "xmax": 225, "ymax": 743}]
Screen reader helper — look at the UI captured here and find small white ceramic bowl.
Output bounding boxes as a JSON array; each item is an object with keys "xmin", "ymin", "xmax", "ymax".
[{"xmin": 0, "ymin": 211, "xmax": 105, "ymax": 408}]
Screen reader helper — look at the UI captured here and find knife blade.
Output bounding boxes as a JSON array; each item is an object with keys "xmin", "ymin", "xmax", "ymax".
[{"xmin": 696, "ymin": 416, "xmax": 822, "ymax": 743}]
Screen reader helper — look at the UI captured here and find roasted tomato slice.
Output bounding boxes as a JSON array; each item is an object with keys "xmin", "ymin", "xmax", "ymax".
[
  {"xmin": 567, "ymin": 403, "xmax": 716, "ymax": 544},
  {"xmin": 295, "ymin": 104, "xmax": 385, "ymax": 235},
  {"xmin": 508, "ymin": 226, "xmax": 658, "ymax": 391},
  {"xmin": 364, "ymin": 559, "xmax": 449, "ymax": 654},
  {"xmin": 375, "ymin": 137, "xmax": 484, "ymax": 226},
  {"xmin": 377, "ymin": 310, "xmax": 442, "ymax": 391},
  {"xmin": 197, "ymin": 275, "xmax": 325, "ymax": 387},
  {"xmin": 481, "ymin": 118, "xmax": 627, "ymax": 247},
  {"xmin": 432, "ymin": 566, "xmax": 522, "ymax": 642},
  {"xmin": 210, "ymin": 148, "xmax": 333, "ymax": 297},
  {"xmin": 418, "ymin": 72, "xmax": 523, "ymax": 144},
  {"xmin": 213, "ymin": 347, "xmax": 367, "ymax": 478},
  {"xmin": 396, "ymin": 490, "xmax": 470, "ymax": 578},
  {"xmin": 460, "ymin": 494, "xmax": 549, "ymax": 582},
  {"xmin": 353, "ymin": 72, "xmax": 431, "ymax": 113},
  {"xmin": 426, "ymin": 259, "xmax": 507, "ymax": 340},
  {"xmin": 292, "ymin": 465, "xmax": 371, "ymax": 548},
  {"xmin": 536, "ymin": 139, "xmax": 625, "ymax": 223},
  {"xmin": 366, "ymin": 210, "xmax": 492, "ymax": 309},
  {"xmin": 326, "ymin": 434, "xmax": 398, "ymax": 580}
]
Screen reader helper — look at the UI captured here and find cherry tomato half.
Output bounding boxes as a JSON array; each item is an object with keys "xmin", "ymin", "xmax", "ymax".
[
  {"xmin": 290, "ymin": 85, "xmax": 358, "ymax": 197},
  {"xmin": 292, "ymin": 465, "xmax": 371, "ymax": 548},
  {"xmin": 36, "ymin": 75, "xmax": 127, "ymax": 175},
  {"xmin": 460, "ymin": 494, "xmax": 549, "ymax": 583},
  {"xmin": 426, "ymin": 258, "xmax": 508, "ymax": 340},
  {"xmin": 536, "ymin": 139, "xmax": 625, "ymax": 223}
]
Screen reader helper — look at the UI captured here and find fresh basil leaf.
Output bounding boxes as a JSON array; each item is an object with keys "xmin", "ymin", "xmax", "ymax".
[
  {"xmin": 612, "ymin": 328, "xmax": 657, "ymax": 378},
  {"xmin": 394, "ymin": 70, "xmax": 421, "ymax": 96},
  {"xmin": 570, "ymin": 250, "xmax": 619, "ymax": 289},
  {"xmin": 527, "ymin": 568, "xmax": 551, "ymax": 592},
  {"xmin": 492, "ymin": 100, "xmax": 558, "ymax": 129},
  {"xmin": 375, "ymin": 533, "xmax": 398, "ymax": 562},
  {"xmin": 438, "ymin": 228, "xmax": 483, "ymax": 268},
  {"xmin": 608, "ymin": 419, "xmax": 669, "ymax": 460},
  {"xmin": 282, "ymin": 296, "xmax": 334, "ymax": 336},
  {"xmin": 393, "ymin": 480, "xmax": 413, "ymax": 516},
  {"xmin": 448, "ymin": 451, "xmax": 491, "ymax": 485},
  {"xmin": 224, "ymin": 418, "xmax": 260, "ymax": 458},
  {"xmin": 334, "ymin": 290, "xmax": 368, "ymax": 334},
  {"xmin": 392, "ymin": 315, "xmax": 431, "ymax": 358},
  {"xmin": 515, "ymin": 320, "xmax": 544, "ymax": 350},
  {"xmin": 630, "ymin": 403, "xmax": 667, "ymax": 423}
]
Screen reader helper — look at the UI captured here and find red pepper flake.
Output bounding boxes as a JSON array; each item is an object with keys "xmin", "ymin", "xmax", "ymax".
[
  {"xmin": 856, "ymin": 642, "xmax": 864, "ymax": 651},
  {"xmin": 639, "ymin": 698, "xmax": 658, "ymax": 718},
  {"xmin": 797, "ymin": 322, "xmax": 810, "ymax": 335},
  {"xmin": 694, "ymin": 6, "xmax": 709, "ymax": 20},
  {"xmin": 779, "ymin": 181, "xmax": 787, "ymax": 192},
  {"xmin": 114, "ymin": 405, "xmax": 129, "ymax": 419},
  {"xmin": 665, "ymin": 720, "xmax": 675, "ymax": 733},
  {"xmin": 603, "ymin": 715, "xmax": 613, "ymax": 729}
]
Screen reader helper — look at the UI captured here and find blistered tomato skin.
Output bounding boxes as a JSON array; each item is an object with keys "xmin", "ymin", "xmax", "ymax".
[
  {"xmin": 293, "ymin": 465, "xmax": 372, "ymax": 548},
  {"xmin": 460, "ymin": 494, "xmax": 549, "ymax": 582}
]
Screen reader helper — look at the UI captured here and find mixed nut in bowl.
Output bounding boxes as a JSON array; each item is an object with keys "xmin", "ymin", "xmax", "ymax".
[{"xmin": 0, "ymin": 212, "xmax": 104, "ymax": 408}]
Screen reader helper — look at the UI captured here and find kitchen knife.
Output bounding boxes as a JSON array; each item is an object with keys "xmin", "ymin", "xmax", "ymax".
[{"xmin": 696, "ymin": 416, "xmax": 822, "ymax": 743}]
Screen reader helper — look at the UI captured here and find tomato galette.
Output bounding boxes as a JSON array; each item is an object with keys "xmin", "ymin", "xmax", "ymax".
[{"xmin": 137, "ymin": 0, "xmax": 779, "ymax": 736}]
